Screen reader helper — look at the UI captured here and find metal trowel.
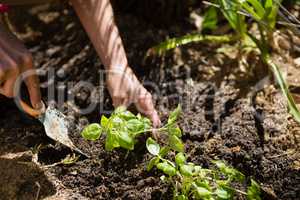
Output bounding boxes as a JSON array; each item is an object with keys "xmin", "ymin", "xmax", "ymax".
[{"xmin": 19, "ymin": 100, "xmax": 88, "ymax": 157}]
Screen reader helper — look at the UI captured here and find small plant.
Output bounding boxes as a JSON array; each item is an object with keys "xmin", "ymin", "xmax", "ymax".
[
  {"xmin": 81, "ymin": 106, "xmax": 261, "ymax": 200},
  {"xmin": 42, "ymin": 153, "xmax": 79, "ymax": 168},
  {"xmin": 148, "ymin": 0, "xmax": 300, "ymax": 124},
  {"xmin": 82, "ymin": 105, "xmax": 184, "ymax": 152},
  {"xmin": 146, "ymin": 141, "xmax": 261, "ymax": 200}
]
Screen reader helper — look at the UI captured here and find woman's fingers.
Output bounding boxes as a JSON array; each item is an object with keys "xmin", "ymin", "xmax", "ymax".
[
  {"xmin": 24, "ymin": 72, "xmax": 42, "ymax": 109},
  {"xmin": 0, "ymin": 76, "xmax": 17, "ymax": 97},
  {"xmin": 22, "ymin": 55, "xmax": 42, "ymax": 109},
  {"xmin": 107, "ymin": 67, "xmax": 161, "ymax": 127},
  {"xmin": 0, "ymin": 25, "xmax": 41, "ymax": 108},
  {"xmin": 0, "ymin": 66, "xmax": 5, "ymax": 86},
  {"xmin": 136, "ymin": 88, "xmax": 161, "ymax": 128}
]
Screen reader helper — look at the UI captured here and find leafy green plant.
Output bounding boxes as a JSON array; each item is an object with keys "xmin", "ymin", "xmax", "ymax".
[
  {"xmin": 81, "ymin": 106, "xmax": 261, "ymax": 199},
  {"xmin": 146, "ymin": 131, "xmax": 260, "ymax": 200},
  {"xmin": 148, "ymin": 0, "xmax": 300, "ymax": 124},
  {"xmin": 82, "ymin": 105, "xmax": 184, "ymax": 152}
]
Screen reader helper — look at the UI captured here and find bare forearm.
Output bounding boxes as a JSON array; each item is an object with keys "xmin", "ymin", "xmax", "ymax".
[{"xmin": 70, "ymin": 0, "xmax": 128, "ymax": 70}]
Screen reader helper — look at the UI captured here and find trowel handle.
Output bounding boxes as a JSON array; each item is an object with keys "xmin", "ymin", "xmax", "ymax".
[{"xmin": 19, "ymin": 100, "xmax": 45, "ymax": 118}]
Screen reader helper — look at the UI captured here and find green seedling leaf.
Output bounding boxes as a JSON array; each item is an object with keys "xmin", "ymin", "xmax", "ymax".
[
  {"xmin": 168, "ymin": 125, "xmax": 182, "ymax": 137},
  {"xmin": 194, "ymin": 186, "xmax": 212, "ymax": 199},
  {"xmin": 81, "ymin": 123, "xmax": 102, "ymax": 141},
  {"xmin": 182, "ymin": 179, "xmax": 193, "ymax": 196},
  {"xmin": 247, "ymin": 179, "xmax": 261, "ymax": 200},
  {"xmin": 111, "ymin": 116, "xmax": 123, "ymax": 128},
  {"xmin": 180, "ymin": 164, "xmax": 194, "ymax": 177},
  {"xmin": 203, "ymin": 6, "xmax": 218, "ymax": 30},
  {"xmin": 245, "ymin": 0, "xmax": 266, "ymax": 18},
  {"xmin": 119, "ymin": 131, "xmax": 134, "ymax": 150},
  {"xmin": 239, "ymin": 1, "xmax": 262, "ymax": 21},
  {"xmin": 175, "ymin": 152, "xmax": 186, "ymax": 166},
  {"xmin": 159, "ymin": 147, "xmax": 170, "ymax": 157},
  {"xmin": 147, "ymin": 157, "xmax": 160, "ymax": 171},
  {"xmin": 126, "ymin": 119, "xmax": 145, "ymax": 133},
  {"xmin": 168, "ymin": 104, "xmax": 182, "ymax": 125},
  {"xmin": 114, "ymin": 106, "xmax": 126, "ymax": 114},
  {"xmin": 218, "ymin": 0, "xmax": 247, "ymax": 36},
  {"xmin": 213, "ymin": 160, "xmax": 245, "ymax": 181},
  {"xmin": 105, "ymin": 131, "xmax": 120, "ymax": 151},
  {"xmin": 119, "ymin": 110, "xmax": 136, "ymax": 120},
  {"xmin": 215, "ymin": 187, "xmax": 232, "ymax": 199},
  {"xmin": 169, "ymin": 135, "xmax": 184, "ymax": 152},
  {"xmin": 157, "ymin": 161, "xmax": 177, "ymax": 176},
  {"xmin": 61, "ymin": 154, "xmax": 79, "ymax": 165},
  {"xmin": 146, "ymin": 138, "xmax": 160, "ymax": 156},
  {"xmin": 136, "ymin": 113, "xmax": 142, "ymax": 119},
  {"xmin": 101, "ymin": 115, "xmax": 109, "ymax": 129},
  {"xmin": 176, "ymin": 195, "xmax": 188, "ymax": 200},
  {"xmin": 194, "ymin": 166, "xmax": 202, "ymax": 174},
  {"xmin": 195, "ymin": 180, "xmax": 211, "ymax": 191},
  {"xmin": 218, "ymin": 0, "xmax": 239, "ymax": 30},
  {"xmin": 141, "ymin": 116, "xmax": 151, "ymax": 127}
]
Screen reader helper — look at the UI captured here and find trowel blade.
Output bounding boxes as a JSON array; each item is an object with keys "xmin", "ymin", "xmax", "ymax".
[{"xmin": 39, "ymin": 107, "xmax": 88, "ymax": 157}]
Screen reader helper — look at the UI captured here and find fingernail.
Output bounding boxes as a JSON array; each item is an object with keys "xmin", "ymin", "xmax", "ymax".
[{"xmin": 34, "ymin": 101, "xmax": 45, "ymax": 112}]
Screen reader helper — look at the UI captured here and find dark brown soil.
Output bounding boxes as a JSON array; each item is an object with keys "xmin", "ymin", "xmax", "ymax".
[{"xmin": 0, "ymin": 3, "xmax": 299, "ymax": 200}]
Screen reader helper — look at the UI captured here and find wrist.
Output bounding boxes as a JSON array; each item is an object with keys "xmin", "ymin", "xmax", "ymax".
[{"xmin": 106, "ymin": 63, "xmax": 129, "ymax": 73}]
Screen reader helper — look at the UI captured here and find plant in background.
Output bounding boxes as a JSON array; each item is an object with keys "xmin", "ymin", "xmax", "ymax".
[
  {"xmin": 148, "ymin": 0, "xmax": 300, "ymax": 124},
  {"xmin": 82, "ymin": 106, "xmax": 261, "ymax": 200}
]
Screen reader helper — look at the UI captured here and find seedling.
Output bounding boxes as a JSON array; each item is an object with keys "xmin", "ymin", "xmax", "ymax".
[
  {"xmin": 82, "ymin": 105, "xmax": 184, "ymax": 152},
  {"xmin": 42, "ymin": 153, "xmax": 79, "ymax": 168},
  {"xmin": 61, "ymin": 154, "xmax": 80, "ymax": 165},
  {"xmin": 146, "ymin": 137, "xmax": 260, "ymax": 200},
  {"xmin": 81, "ymin": 106, "xmax": 261, "ymax": 199}
]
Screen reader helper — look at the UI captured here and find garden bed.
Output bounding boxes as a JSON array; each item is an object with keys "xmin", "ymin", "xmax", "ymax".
[{"xmin": 0, "ymin": 3, "xmax": 299, "ymax": 200}]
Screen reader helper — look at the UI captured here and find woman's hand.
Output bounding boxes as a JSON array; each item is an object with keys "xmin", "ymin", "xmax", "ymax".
[
  {"xmin": 0, "ymin": 24, "xmax": 41, "ymax": 109},
  {"xmin": 106, "ymin": 66, "xmax": 161, "ymax": 127}
]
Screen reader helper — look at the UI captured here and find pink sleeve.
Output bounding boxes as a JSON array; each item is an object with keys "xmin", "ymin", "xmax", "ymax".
[{"xmin": 0, "ymin": 4, "xmax": 9, "ymax": 13}]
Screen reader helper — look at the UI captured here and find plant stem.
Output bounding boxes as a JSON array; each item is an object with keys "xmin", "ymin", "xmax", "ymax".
[
  {"xmin": 132, "ymin": 127, "xmax": 168, "ymax": 136},
  {"xmin": 234, "ymin": 189, "xmax": 247, "ymax": 195}
]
